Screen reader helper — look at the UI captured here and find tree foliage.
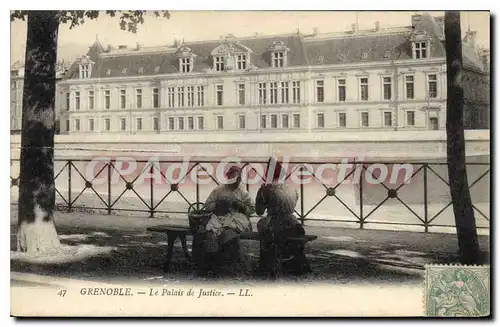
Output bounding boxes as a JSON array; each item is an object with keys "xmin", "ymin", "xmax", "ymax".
[{"xmin": 11, "ymin": 10, "xmax": 170, "ymax": 34}]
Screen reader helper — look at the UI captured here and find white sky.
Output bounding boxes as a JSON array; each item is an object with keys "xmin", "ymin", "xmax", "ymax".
[{"xmin": 10, "ymin": 11, "xmax": 490, "ymax": 64}]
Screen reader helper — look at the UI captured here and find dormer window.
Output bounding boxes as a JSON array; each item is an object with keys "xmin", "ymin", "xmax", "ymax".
[
  {"xmin": 236, "ymin": 54, "xmax": 247, "ymax": 70},
  {"xmin": 269, "ymin": 41, "xmax": 290, "ymax": 68},
  {"xmin": 180, "ymin": 58, "xmax": 192, "ymax": 73},
  {"xmin": 338, "ymin": 54, "xmax": 346, "ymax": 61},
  {"xmin": 105, "ymin": 69, "xmax": 111, "ymax": 76},
  {"xmin": 410, "ymin": 29, "xmax": 431, "ymax": 60},
  {"xmin": 361, "ymin": 52, "xmax": 368, "ymax": 60},
  {"xmin": 214, "ymin": 56, "xmax": 225, "ymax": 72},
  {"xmin": 77, "ymin": 54, "xmax": 94, "ymax": 79},
  {"xmin": 154, "ymin": 66, "xmax": 160, "ymax": 74},
  {"xmin": 80, "ymin": 64, "xmax": 90, "ymax": 78},
  {"xmin": 122, "ymin": 68, "xmax": 128, "ymax": 74},
  {"xmin": 210, "ymin": 36, "xmax": 253, "ymax": 72},
  {"xmin": 384, "ymin": 51, "xmax": 391, "ymax": 59},
  {"xmin": 138, "ymin": 67, "xmax": 144, "ymax": 74},
  {"xmin": 273, "ymin": 52, "xmax": 285, "ymax": 68},
  {"xmin": 414, "ymin": 41, "xmax": 428, "ymax": 59},
  {"xmin": 176, "ymin": 45, "xmax": 196, "ymax": 73}
]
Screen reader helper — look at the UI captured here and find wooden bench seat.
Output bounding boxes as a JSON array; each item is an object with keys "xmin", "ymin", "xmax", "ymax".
[{"xmin": 146, "ymin": 224, "xmax": 317, "ymax": 272}]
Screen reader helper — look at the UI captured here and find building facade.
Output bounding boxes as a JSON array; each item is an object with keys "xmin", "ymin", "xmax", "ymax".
[
  {"xmin": 12, "ymin": 13, "xmax": 490, "ymax": 135},
  {"xmin": 10, "ymin": 61, "xmax": 67, "ymax": 134}
]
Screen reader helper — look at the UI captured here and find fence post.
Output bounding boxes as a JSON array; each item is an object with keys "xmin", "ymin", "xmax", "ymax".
[
  {"xmin": 68, "ymin": 160, "xmax": 72, "ymax": 212},
  {"xmin": 424, "ymin": 164, "xmax": 428, "ymax": 232},
  {"xmin": 107, "ymin": 162, "xmax": 112, "ymax": 215},
  {"xmin": 300, "ymin": 166, "xmax": 305, "ymax": 226},
  {"xmin": 359, "ymin": 163, "xmax": 364, "ymax": 230},
  {"xmin": 195, "ymin": 166, "xmax": 200, "ymax": 210},
  {"xmin": 149, "ymin": 164, "xmax": 154, "ymax": 218}
]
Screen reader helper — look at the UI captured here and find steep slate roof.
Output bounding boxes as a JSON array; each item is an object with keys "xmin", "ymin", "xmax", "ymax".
[
  {"xmin": 66, "ymin": 34, "xmax": 307, "ymax": 79},
  {"xmin": 303, "ymin": 32, "xmax": 413, "ymax": 65},
  {"xmin": 65, "ymin": 13, "xmax": 485, "ymax": 80}
]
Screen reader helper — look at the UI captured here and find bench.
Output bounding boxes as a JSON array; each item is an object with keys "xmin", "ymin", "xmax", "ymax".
[{"xmin": 146, "ymin": 224, "xmax": 318, "ymax": 272}]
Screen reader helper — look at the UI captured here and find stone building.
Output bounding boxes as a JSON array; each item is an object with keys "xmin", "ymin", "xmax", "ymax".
[{"xmin": 11, "ymin": 12, "xmax": 490, "ymax": 135}]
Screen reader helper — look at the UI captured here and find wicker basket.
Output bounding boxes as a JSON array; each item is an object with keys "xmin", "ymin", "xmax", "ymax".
[{"xmin": 187, "ymin": 202, "xmax": 213, "ymax": 232}]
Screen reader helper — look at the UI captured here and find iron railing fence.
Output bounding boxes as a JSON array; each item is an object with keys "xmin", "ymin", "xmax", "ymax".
[{"xmin": 10, "ymin": 159, "xmax": 490, "ymax": 232}]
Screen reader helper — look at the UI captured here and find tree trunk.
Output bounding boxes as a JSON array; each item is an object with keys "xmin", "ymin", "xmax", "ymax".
[
  {"xmin": 444, "ymin": 11, "xmax": 481, "ymax": 264},
  {"xmin": 17, "ymin": 11, "xmax": 61, "ymax": 254}
]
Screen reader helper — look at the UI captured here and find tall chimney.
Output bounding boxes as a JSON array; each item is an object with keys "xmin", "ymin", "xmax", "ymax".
[
  {"xmin": 374, "ymin": 21, "xmax": 380, "ymax": 32},
  {"xmin": 351, "ymin": 23, "xmax": 357, "ymax": 33},
  {"xmin": 411, "ymin": 13, "xmax": 422, "ymax": 28}
]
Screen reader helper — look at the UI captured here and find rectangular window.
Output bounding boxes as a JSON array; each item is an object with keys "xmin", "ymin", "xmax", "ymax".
[
  {"xmin": 153, "ymin": 117, "xmax": 159, "ymax": 131},
  {"xmin": 104, "ymin": 90, "xmax": 110, "ymax": 109},
  {"xmin": 273, "ymin": 52, "xmax": 284, "ymax": 67},
  {"xmin": 134, "ymin": 117, "xmax": 141, "ymax": 131},
  {"xmin": 178, "ymin": 117, "xmax": 184, "ymax": 130},
  {"xmin": 88, "ymin": 119, "xmax": 94, "ymax": 131},
  {"xmin": 383, "ymin": 77, "xmax": 392, "ymax": 100},
  {"xmin": 180, "ymin": 58, "xmax": 191, "ymax": 73},
  {"xmin": 270, "ymin": 82, "xmax": 278, "ymax": 104},
  {"xmin": 428, "ymin": 74, "xmax": 438, "ymax": 98},
  {"xmin": 177, "ymin": 87, "xmax": 185, "ymax": 107},
  {"xmin": 66, "ymin": 92, "xmax": 70, "ymax": 110},
  {"xmin": 188, "ymin": 116, "xmax": 194, "ymax": 130},
  {"xmin": 317, "ymin": 113, "xmax": 325, "ymax": 128},
  {"xmin": 168, "ymin": 117, "xmax": 175, "ymax": 130},
  {"xmin": 405, "ymin": 76, "xmax": 414, "ymax": 99},
  {"xmin": 238, "ymin": 84, "xmax": 245, "ymax": 105},
  {"xmin": 338, "ymin": 113, "xmax": 346, "ymax": 127},
  {"xmin": 361, "ymin": 112, "xmax": 369, "ymax": 127},
  {"xmin": 338, "ymin": 79, "xmax": 346, "ymax": 102},
  {"xmin": 258, "ymin": 83, "xmax": 267, "ymax": 105},
  {"xmin": 187, "ymin": 86, "xmax": 194, "ymax": 107},
  {"xmin": 293, "ymin": 114, "xmax": 300, "ymax": 128},
  {"xmin": 237, "ymin": 55, "xmax": 246, "ymax": 70},
  {"xmin": 282, "ymin": 115, "xmax": 289, "ymax": 128},
  {"xmin": 238, "ymin": 115, "xmax": 246, "ymax": 129},
  {"xmin": 281, "ymin": 82, "xmax": 289, "ymax": 104},
  {"xmin": 415, "ymin": 42, "xmax": 427, "ymax": 59},
  {"xmin": 66, "ymin": 119, "xmax": 70, "ymax": 131},
  {"xmin": 196, "ymin": 86, "xmax": 204, "ymax": 107},
  {"xmin": 120, "ymin": 118, "xmax": 126, "ymax": 131},
  {"xmin": 360, "ymin": 78, "xmax": 368, "ymax": 101},
  {"xmin": 75, "ymin": 92, "xmax": 80, "ymax": 110},
  {"xmin": 168, "ymin": 87, "xmax": 175, "ymax": 108},
  {"xmin": 271, "ymin": 114, "xmax": 278, "ymax": 128},
  {"xmin": 152, "ymin": 88, "xmax": 159, "ymax": 108},
  {"xmin": 136, "ymin": 89, "xmax": 142, "ymax": 109},
  {"xmin": 316, "ymin": 80, "xmax": 324, "ymax": 103},
  {"xmin": 120, "ymin": 89, "xmax": 126, "ymax": 109},
  {"xmin": 384, "ymin": 111, "xmax": 392, "ymax": 127},
  {"xmin": 217, "ymin": 115, "xmax": 224, "ymax": 129},
  {"xmin": 215, "ymin": 56, "xmax": 225, "ymax": 71},
  {"xmin": 75, "ymin": 119, "xmax": 80, "ymax": 131},
  {"xmin": 292, "ymin": 81, "xmax": 301, "ymax": 104},
  {"xmin": 104, "ymin": 118, "xmax": 110, "ymax": 131},
  {"xmin": 198, "ymin": 116, "xmax": 204, "ymax": 130},
  {"xmin": 216, "ymin": 85, "xmax": 223, "ymax": 106},
  {"xmin": 406, "ymin": 111, "xmax": 415, "ymax": 126},
  {"xmin": 260, "ymin": 115, "xmax": 267, "ymax": 129}
]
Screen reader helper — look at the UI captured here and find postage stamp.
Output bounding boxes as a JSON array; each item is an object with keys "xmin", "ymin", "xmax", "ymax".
[{"xmin": 424, "ymin": 265, "xmax": 491, "ymax": 317}]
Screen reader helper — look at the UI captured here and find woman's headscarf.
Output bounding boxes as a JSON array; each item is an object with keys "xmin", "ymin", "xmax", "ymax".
[{"xmin": 225, "ymin": 165, "xmax": 241, "ymax": 180}]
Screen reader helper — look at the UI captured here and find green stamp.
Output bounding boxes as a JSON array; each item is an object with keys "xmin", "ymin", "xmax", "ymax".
[{"xmin": 425, "ymin": 265, "xmax": 490, "ymax": 317}]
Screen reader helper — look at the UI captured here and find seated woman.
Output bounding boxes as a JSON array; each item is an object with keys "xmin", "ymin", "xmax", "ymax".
[
  {"xmin": 256, "ymin": 157, "xmax": 311, "ymax": 277},
  {"xmin": 200, "ymin": 165, "xmax": 254, "ymax": 276}
]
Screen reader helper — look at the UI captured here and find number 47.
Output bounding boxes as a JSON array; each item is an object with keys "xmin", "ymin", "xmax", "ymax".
[{"xmin": 57, "ymin": 290, "xmax": 67, "ymax": 297}]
